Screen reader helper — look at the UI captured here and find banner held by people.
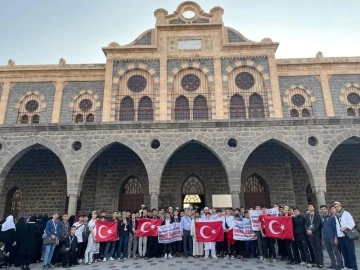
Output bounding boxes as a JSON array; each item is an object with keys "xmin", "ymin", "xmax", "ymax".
[
  {"xmin": 249, "ymin": 208, "xmax": 280, "ymax": 231},
  {"xmin": 95, "ymin": 221, "xmax": 118, "ymax": 242},
  {"xmin": 158, "ymin": 222, "xmax": 182, "ymax": 244},
  {"xmin": 195, "ymin": 221, "xmax": 224, "ymax": 242},
  {"xmin": 136, "ymin": 218, "xmax": 163, "ymax": 237},
  {"xmin": 263, "ymin": 216, "xmax": 293, "ymax": 240},
  {"xmin": 233, "ymin": 220, "xmax": 256, "ymax": 241}
]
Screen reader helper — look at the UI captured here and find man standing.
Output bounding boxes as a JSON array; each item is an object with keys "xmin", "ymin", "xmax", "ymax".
[
  {"xmin": 333, "ymin": 202, "xmax": 358, "ymax": 270},
  {"xmin": 103, "ymin": 211, "xmax": 118, "ymax": 261},
  {"xmin": 138, "ymin": 208, "xmax": 148, "ymax": 258},
  {"xmin": 223, "ymin": 208, "xmax": 235, "ymax": 259},
  {"xmin": 128, "ymin": 212, "xmax": 138, "ymax": 258},
  {"xmin": 181, "ymin": 209, "xmax": 193, "ymax": 257},
  {"xmin": 147, "ymin": 209, "xmax": 160, "ymax": 258},
  {"xmin": 54, "ymin": 213, "xmax": 70, "ymax": 266},
  {"xmin": 43, "ymin": 212, "xmax": 59, "ymax": 270},
  {"xmin": 73, "ymin": 215, "xmax": 85, "ymax": 264},
  {"xmin": 305, "ymin": 204, "xmax": 324, "ymax": 268},
  {"xmin": 293, "ymin": 208, "xmax": 311, "ymax": 267},
  {"xmin": 320, "ymin": 205, "xmax": 342, "ymax": 270}
]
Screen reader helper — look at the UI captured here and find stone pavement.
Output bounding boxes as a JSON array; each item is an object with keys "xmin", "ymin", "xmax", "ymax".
[{"xmin": 25, "ymin": 244, "xmax": 360, "ymax": 270}]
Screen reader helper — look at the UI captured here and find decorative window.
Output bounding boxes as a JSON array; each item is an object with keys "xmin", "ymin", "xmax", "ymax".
[
  {"xmin": 249, "ymin": 93, "xmax": 265, "ymax": 118},
  {"xmin": 127, "ymin": 75, "xmax": 147, "ymax": 93},
  {"xmin": 182, "ymin": 175, "xmax": 205, "ymax": 195},
  {"xmin": 285, "ymin": 87, "xmax": 314, "ymax": 118},
  {"xmin": 243, "ymin": 174, "xmax": 270, "ymax": 208},
  {"xmin": 72, "ymin": 93, "xmax": 96, "ymax": 123},
  {"xmin": 138, "ymin": 96, "xmax": 153, "ymax": 121},
  {"xmin": 230, "ymin": 94, "xmax": 246, "ymax": 119},
  {"xmin": 235, "ymin": 72, "xmax": 255, "ymax": 90},
  {"xmin": 347, "ymin": 107, "xmax": 356, "ymax": 116},
  {"xmin": 172, "ymin": 68, "xmax": 211, "ymax": 120},
  {"xmin": 17, "ymin": 94, "xmax": 42, "ymax": 124},
  {"xmin": 175, "ymin": 96, "xmax": 190, "ymax": 120},
  {"xmin": 119, "ymin": 96, "xmax": 135, "ymax": 121},
  {"xmin": 122, "ymin": 177, "xmax": 144, "ymax": 195},
  {"xmin": 340, "ymin": 85, "xmax": 360, "ymax": 116},
  {"xmin": 193, "ymin": 95, "xmax": 208, "ymax": 120},
  {"xmin": 4, "ymin": 187, "xmax": 22, "ymax": 218}
]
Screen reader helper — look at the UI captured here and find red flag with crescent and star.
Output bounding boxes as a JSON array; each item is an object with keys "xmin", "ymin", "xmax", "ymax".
[
  {"xmin": 195, "ymin": 221, "xmax": 224, "ymax": 242},
  {"xmin": 135, "ymin": 218, "xmax": 163, "ymax": 237},
  {"xmin": 263, "ymin": 216, "xmax": 294, "ymax": 240},
  {"xmin": 95, "ymin": 221, "xmax": 118, "ymax": 242}
]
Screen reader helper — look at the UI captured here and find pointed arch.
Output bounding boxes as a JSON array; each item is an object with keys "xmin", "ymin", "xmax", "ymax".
[
  {"xmin": 243, "ymin": 174, "xmax": 270, "ymax": 208},
  {"xmin": 119, "ymin": 176, "xmax": 145, "ymax": 211},
  {"xmin": 181, "ymin": 174, "xmax": 205, "ymax": 195}
]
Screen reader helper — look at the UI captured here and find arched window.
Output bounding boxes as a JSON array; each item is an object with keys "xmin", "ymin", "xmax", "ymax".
[
  {"xmin": 31, "ymin": 114, "xmax": 40, "ymax": 124},
  {"xmin": 193, "ymin": 95, "xmax": 208, "ymax": 120},
  {"xmin": 347, "ymin": 107, "xmax": 356, "ymax": 116},
  {"xmin": 86, "ymin": 113, "xmax": 94, "ymax": 122},
  {"xmin": 75, "ymin": 114, "xmax": 83, "ymax": 123},
  {"xmin": 20, "ymin": 115, "xmax": 29, "ymax": 124},
  {"xmin": 230, "ymin": 94, "xmax": 246, "ymax": 119},
  {"xmin": 290, "ymin": 109, "xmax": 299, "ymax": 117},
  {"xmin": 138, "ymin": 96, "xmax": 153, "ymax": 121},
  {"xmin": 4, "ymin": 187, "xmax": 22, "ymax": 218},
  {"xmin": 182, "ymin": 175, "xmax": 205, "ymax": 195},
  {"xmin": 302, "ymin": 108, "xmax": 311, "ymax": 117},
  {"xmin": 119, "ymin": 96, "xmax": 135, "ymax": 121},
  {"xmin": 243, "ymin": 174, "xmax": 270, "ymax": 208},
  {"xmin": 249, "ymin": 93, "xmax": 265, "ymax": 118},
  {"xmin": 118, "ymin": 176, "xmax": 144, "ymax": 212},
  {"xmin": 175, "ymin": 96, "xmax": 190, "ymax": 120}
]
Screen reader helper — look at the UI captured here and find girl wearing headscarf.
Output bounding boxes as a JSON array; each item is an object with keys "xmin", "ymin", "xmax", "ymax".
[{"xmin": 0, "ymin": 215, "xmax": 17, "ymax": 265}]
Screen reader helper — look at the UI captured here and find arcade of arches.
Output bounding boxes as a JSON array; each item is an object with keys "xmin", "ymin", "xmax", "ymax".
[{"xmin": 1, "ymin": 139, "xmax": 360, "ymax": 224}]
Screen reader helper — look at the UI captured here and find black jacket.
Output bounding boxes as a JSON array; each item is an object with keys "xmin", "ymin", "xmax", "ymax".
[
  {"xmin": 293, "ymin": 215, "xmax": 307, "ymax": 239},
  {"xmin": 304, "ymin": 212, "xmax": 322, "ymax": 235},
  {"xmin": 118, "ymin": 219, "xmax": 131, "ymax": 237},
  {"xmin": 162, "ymin": 217, "xmax": 174, "ymax": 226},
  {"xmin": 129, "ymin": 219, "xmax": 137, "ymax": 235},
  {"xmin": 64, "ymin": 235, "xmax": 78, "ymax": 252}
]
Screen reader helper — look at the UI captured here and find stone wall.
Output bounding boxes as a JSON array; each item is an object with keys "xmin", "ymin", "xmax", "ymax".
[
  {"xmin": 0, "ymin": 146, "xmax": 67, "ymax": 216},
  {"xmin": 326, "ymin": 143, "xmax": 360, "ymax": 224},
  {"xmin": 4, "ymin": 82, "xmax": 55, "ymax": 124}
]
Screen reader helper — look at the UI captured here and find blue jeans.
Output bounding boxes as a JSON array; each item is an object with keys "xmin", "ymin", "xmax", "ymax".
[
  {"xmin": 104, "ymin": 241, "xmax": 116, "ymax": 259},
  {"xmin": 117, "ymin": 236, "xmax": 129, "ymax": 258},
  {"xmin": 43, "ymin": 243, "xmax": 56, "ymax": 266},
  {"xmin": 338, "ymin": 236, "xmax": 358, "ymax": 270}
]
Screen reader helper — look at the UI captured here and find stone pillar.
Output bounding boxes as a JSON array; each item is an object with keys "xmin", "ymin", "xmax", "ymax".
[
  {"xmin": 0, "ymin": 81, "xmax": 11, "ymax": 125},
  {"xmin": 267, "ymin": 54, "xmax": 283, "ymax": 118},
  {"xmin": 213, "ymin": 57, "xmax": 225, "ymax": 119},
  {"xmin": 102, "ymin": 58, "xmax": 114, "ymax": 122},
  {"xmin": 320, "ymin": 71, "xmax": 335, "ymax": 117},
  {"xmin": 231, "ymin": 191, "xmax": 240, "ymax": 208},
  {"xmin": 159, "ymin": 56, "xmax": 168, "ymax": 120},
  {"xmin": 150, "ymin": 192, "xmax": 159, "ymax": 210},
  {"xmin": 51, "ymin": 81, "xmax": 64, "ymax": 123},
  {"xmin": 67, "ymin": 194, "xmax": 78, "ymax": 216},
  {"xmin": 315, "ymin": 188, "xmax": 326, "ymax": 210}
]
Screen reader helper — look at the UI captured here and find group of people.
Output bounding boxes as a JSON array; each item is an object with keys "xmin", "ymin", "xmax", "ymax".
[{"xmin": 0, "ymin": 201, "xmax": 357, "ymax": 270}]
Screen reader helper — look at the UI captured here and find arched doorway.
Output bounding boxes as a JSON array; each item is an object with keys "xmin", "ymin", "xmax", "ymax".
[
  {"xmin": 4, "ymin": 187, "xmax": 22, "ymax": 219},
  {"xmin": 119, "ymin": 176, "xmax": 144, "ymax": 212},
  {"xmin": 160, "ymin": 142, "xmax": 228, "ymax": 208},
  {"xmin": 243, "ymin": 174, "xmax": 270, "ymax": 208},
  {"xmin": 326, "ymin": 136, "xmax": 360, "ymax": 224},
  {"xmin": 182, "ymin": 175, "xmax": 205, "ymax": 209}
]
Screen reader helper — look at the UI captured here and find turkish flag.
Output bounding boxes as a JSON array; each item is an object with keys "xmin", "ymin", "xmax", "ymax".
[
  {"xmin": 135, "ymin": 219, "xmax": 163, "ymax": 237},
  {"xmin": 195, "ymin": 221, "xmax": 224, "ymax": 242},
  {"xmin": 263, "ymin": 216, "xmax": 294, "ymax": 240},
  {"xmin": 95, "ymin": 221, "xmax": 118, "ymax": 242}
]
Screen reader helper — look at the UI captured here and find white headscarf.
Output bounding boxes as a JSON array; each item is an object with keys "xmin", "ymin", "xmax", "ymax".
[{"xmin": 1, "ymin": 215, "xmax": 16, "ymax": 232}]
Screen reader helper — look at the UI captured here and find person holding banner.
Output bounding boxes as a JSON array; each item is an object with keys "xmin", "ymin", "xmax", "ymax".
[
  {"xmin": 162, "ymin": 212, "xmax": 173, "ymax": 258},
  {"xmin": 84, "ymin": 211, "xmax": 97, "ymax": 265},
  {"xmin": 171, "ymin": 209, "xmax": 182, "ymax": 257},
  {"xmin": 190, "ymin": 211, "xmax": 204, "ymax": 258},
  {"xmin": 138, "ymin": 208, "xmax": 148, "ymax": 258},
  {"xmin": 203, "ymin": 212, "xmax": 218, "ymax": 259},
  {"xmin": 259, "ymin": 206, "xmax": 276, "ymax": 263},
  {"xmin": 223, "ymin": 208, "xmax": 235, "ymax": 260},
  {"xmin": 117, "ymin": 212, "xmax": 131, "ymax": 260}
]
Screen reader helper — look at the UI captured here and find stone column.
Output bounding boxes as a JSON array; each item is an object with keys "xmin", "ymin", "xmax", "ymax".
[
  {"xmin": 0, "ymin": 81, "xmax": 11, "ymax": 125},
  {"xmin": 320, "ymin": 71, "xmax": 335, "ymax": 117},
  {"xmin": 315, "ymin": 188, "xmax": 326, "ymax": 210},
  {"xmin": 268, "ymin": 53, "xmax": 283, "ymax": 118},
  {"xmin": 51, "ymin": 81, "xmax": 64, "ymax": 123},
  {"xmin": 213, "ymin": 57, "xmax": 225, "ymax": 119},
  {"xmin": 67, "ymin": 194, "xmax": 78, "ymax": 216},
  {"xmin": 159, "ymin": 56, "xmax": 168, "ymax": 120},
  {"xmin": 231, "ymin": 191, "xmax": 240, "ymax": 209},
  {"xmin": 150, "ymin": 192, "xmax": 159, "ymax": 210},
  {"xmin": 102, "ymin": 58, "xmax": 114, "ymax": 122}
]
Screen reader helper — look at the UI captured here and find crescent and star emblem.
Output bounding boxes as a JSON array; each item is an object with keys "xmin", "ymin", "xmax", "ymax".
[
  {"xmin": 98, "ymin": 225, "xmax": 113, "ymax": 238},
  {"xmin": 268, "ymin": 220, "xmax": 285, "ymax": 235},
  {"xmin": 200, "ymin": 225, "xmax": 216, "ymax": 239}
]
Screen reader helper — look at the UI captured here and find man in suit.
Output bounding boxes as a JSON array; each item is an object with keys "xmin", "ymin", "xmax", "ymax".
[{"xmin": 128, "ymin": 212, "xmax": 138, "ymax": 258}]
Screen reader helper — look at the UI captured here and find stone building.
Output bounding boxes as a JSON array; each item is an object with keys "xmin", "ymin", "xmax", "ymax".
[{"xmin": 0, "ymin": 2, "xmax": 359, "ymax": 223}]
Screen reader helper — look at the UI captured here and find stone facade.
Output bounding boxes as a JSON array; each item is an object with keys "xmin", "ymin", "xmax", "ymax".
[{"xmin": 0, "ymin": 2, "xmax": 359, "ymax": 224}]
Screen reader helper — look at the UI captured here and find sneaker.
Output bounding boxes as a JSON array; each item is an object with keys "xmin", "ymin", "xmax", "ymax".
[
  {"xmin": 103, "ymin": 258, "xmax": 107, "ymax": 262},
  {"xmin": 117, "ymin": 258, "xmax": 121, "ymax": 261},
  {"xmin": 318, "ymin": 265, "xmax": 324, "ymax": 269},
  {"xmin": 225, "ymin": 255, "xmax": 229, "ymax": 259},
  {"xmin": 263, "ymin": 258, "xmax": 268, "ymax": 262},
  {"xmin": 230, "ymin": 255, "xmax": 235, "ymax": 260},
  {"xmin": 300, "ymin": 262, "xmax": 306, "ymax": 266},
  {"xmin": 307, "ymin": 264, "xmax": 313, "ymax": 268},
  {"xmin": 204, "ymin": 256, "xmax": 209, "ymax": 259},
  {"xmin": 213, "ymin": 255, "xmax": 218, "ymax": 259},
  {"xmin": 109, "ymin": 257, "xmax": 114, "ymax": 261},
  {"xmin": 164, "ymin": 254, "xmax": 168, "ymax": 259},
  {"xmin": 168, "ymin": 254, "xmax": 172, "ymax": 259},
  {"xmin": 272, "ymin": 259, "xmax": 276, "ymax": 263},
  {"xmin": 259, "ymin": 256, "xmax": 264, "ymax": 261},
  {"xmin": 124, "ymin": 258, "xmax": 127, "ymax": 260}
]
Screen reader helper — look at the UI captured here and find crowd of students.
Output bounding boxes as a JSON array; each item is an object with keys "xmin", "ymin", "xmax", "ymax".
[{"xmin": 0, "ymin": 201, "xmax": 357, "ymax": 270}]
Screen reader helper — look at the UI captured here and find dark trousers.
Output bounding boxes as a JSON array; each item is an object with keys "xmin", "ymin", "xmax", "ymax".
[
  {"xmin": 62, "ymin": 250, "xmax": 76, "ymax": 267},
  {"xmin": 338, "ymin": 236, "xmax": 358, "ymax": 270},
  {"xmin": 324, "ymin": 239, "xmax": 342, "ymax": 269},
  {"xmin": 235, "ymin": 240, "xmax": 245, "ymax": 257},
  {"xmin": 147, "ymin": 236, "xmax": 159, "ymax": 257},
  {"xmin": 285, "ymin": 239, "xmax": 300, "ymax": 262},
  {"xmin": 263, "ymin": 237, "xmax": 276, "ymax": 259},
  {"xmin": 307, "ymin": 234, "xmax": 323, "ymax": 265},
  {"xmin": 216, "ymin": 241, "xmax": 225, "ymax": 255},
  {"xmin": 295, "ymin": 235, "xmax": 311, "ymax": 263},
  {"xmin": 164, "ymin": 243, "xmax": 172, "ymax": 254},
  {"xmin": 52, "ymin": 240, "xmax": 65, "ymax": 264},
  {"xmin": 99, "ymin": 242, "xmax": 106, "ymax": 258},
  {"xmin": 19, "ymin": 254, "xmax": 31, "ymax": 268},
  {"xmin": 104, "ymin": 241, "xmax": 116, "ymax": 259},
  {"xmin": 245, "ymin": 240, "xmax": 257, "ymax": 258},
  {"xmin": 277, "ymin": 239, "xmax": 286, "ymax": 257},
  {"xmin": 255, "ymin": 231, "xmax": 264, "ymax": 257},
  {"xmin": 182, "ymin": 230, "xmax": 193, "ymax": 256},
  {"xmin": 171, "ymin": 240, "xmax": 182, "ymax": 255}
]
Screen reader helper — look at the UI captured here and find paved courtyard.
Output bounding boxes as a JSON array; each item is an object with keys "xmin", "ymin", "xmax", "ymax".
[{"xmin": 27, "ymin": 243, "xmax": 360, "ymax": 270}]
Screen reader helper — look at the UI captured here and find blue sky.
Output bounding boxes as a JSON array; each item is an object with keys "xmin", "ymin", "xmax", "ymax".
[{"xmin": 1, "ymin": 0, "xmax": 359, "ymax": 65}]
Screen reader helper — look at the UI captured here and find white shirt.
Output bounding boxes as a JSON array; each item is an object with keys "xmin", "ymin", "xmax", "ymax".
[
  {"xmin": 88, "ymin": 219, "xmax": 96, "ymax": 238},
  {"xmin": 335, "ymin": 211, "xmax": 355, "ymax": 237},
  {"xmin": 223, "ymin": 215, "xmax": 234, "ymax": 230},
  {"xmin": 73, "ymin": 221, "xmax": 84, "ymax": 243}
]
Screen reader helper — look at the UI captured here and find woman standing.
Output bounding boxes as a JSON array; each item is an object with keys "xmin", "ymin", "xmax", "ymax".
[
  {"xmin": 190, "ymin": 211, "xmax": 203, "ymax": 258},
  {"xmin": 0, "ymin": 215, "xmax": 17, "ymax": 266}
]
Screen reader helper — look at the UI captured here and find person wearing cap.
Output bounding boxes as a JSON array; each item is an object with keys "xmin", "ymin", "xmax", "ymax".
[
  {"xmin": 204, "ymin": 212, "xmax": 217, "ymax": 259},
  {"xmin": 138, "ymin": 208, "xmax": 148, "ymax": 258},
  {"xmin": 333, "ymin": 202, "xmax": 358, "ymax": 270},
  {"xmin": 201, "ymin": 207, "xmax": 209, "ymax": 220},
  {"xmin": 190, "ymin": 210, "xmax": 203, "ymax": 258},
  {"xmin": 84, "ymin": 211, "xmax": 97, "ymax": 265},
  {"xmin": 43, "ymin": 212, "xmax": 59, "ymax": 269}
]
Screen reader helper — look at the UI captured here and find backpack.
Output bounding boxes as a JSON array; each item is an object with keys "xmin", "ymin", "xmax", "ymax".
[{"xmin": 82, "ymin": 224, "xmax": 90, "ymax": 241}]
